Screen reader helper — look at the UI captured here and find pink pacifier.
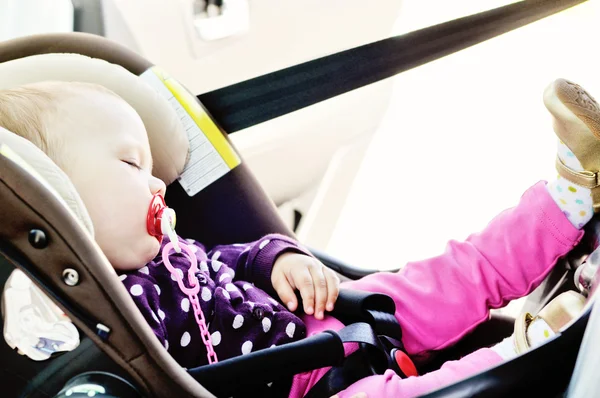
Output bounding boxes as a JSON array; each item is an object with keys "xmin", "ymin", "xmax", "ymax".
[{"xmin": 146, "ymin": 193, "xmax": 180, "ymax": 252}]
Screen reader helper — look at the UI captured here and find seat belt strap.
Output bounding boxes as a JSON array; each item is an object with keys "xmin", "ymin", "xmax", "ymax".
[{"xmin": 198, "ymin": 0, "xmax": 587, "ymax": 133}]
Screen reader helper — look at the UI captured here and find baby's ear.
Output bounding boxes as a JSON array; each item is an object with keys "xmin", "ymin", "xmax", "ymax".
[{"xmin": 0, "ymin": 127, "xmax": 94, "ymax": 236}]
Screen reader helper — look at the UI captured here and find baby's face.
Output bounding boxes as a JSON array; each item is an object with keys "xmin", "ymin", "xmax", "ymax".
[{"xmin": 52, "ymin": 89, "xmax": 166, "ymax": 271}]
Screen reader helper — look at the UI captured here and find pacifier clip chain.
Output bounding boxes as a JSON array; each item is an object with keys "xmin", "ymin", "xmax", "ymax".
[
  {"xmin": 148, "ymin": 193, "xmax": 218, "ymax": 364},
  {"xmin": 162, "ymin": 241, "xmax": 218, "ymax": 364}
]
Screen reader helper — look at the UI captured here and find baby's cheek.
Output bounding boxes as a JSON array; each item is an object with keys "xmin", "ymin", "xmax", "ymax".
[
  {"xmin": 145, "ymin": 238, "xmax": 162, "ymax": 262},
  {"xmin": 100, "ymin": 231, "xmax": 152, "ymax": 271},
  {"xmin": 131, "ymin": 233, "xmax": 160, "ymax": 266}
]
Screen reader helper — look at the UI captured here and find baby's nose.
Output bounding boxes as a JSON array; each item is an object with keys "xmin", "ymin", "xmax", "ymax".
[{"xmin": 150, "ymin": 175, "xmax": 167, "ymax": 197}]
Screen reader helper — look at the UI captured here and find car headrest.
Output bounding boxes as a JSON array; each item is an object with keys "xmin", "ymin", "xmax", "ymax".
[
  {"xmin": 0, "ymin": 52, "xmax": 189, "ymax": 186},
  {"xmin": 0, "ymin": 127, "xmax": 94, "ymax": 236}
]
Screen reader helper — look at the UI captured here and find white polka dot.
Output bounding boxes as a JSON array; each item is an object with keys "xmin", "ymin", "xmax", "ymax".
[
  {"xmin": 158, "ymin": 309, "xmax": 166, "ymax": 320},
  {"xmin": 232, "ymin": 314, "xmax": 244, "ymax": 329},
  {"xmin": 262, "ymin": 318, "xmax": 271, "ymax": 333},
  {"xmin": 212, "ymin": 261, "xmax": 222, "ymax": 273},
  {"xmin": 233, "ymin": 243, "xmax": 245, "ymax": 247},
  {"xmin": 154, "ymin": 285, "xmax": 161, "ymax": 295},
  {"xmin": 269, "ymin": 298, "xmax": 280, "ymax": 307},
  {"xmin": 270, "ymin": 344, "xmax": 276, "ymax": 348},
  {"xmin": 247, "ymin": 301, "xmax": 255, "ymax": 309},
  {"xmin": 200, "ymin": 261, "xmax": 209, "ymax": 272},
  {"xmin": 286, "ymin": 322, "xmax": 296, "ymax": 338},
  {"xmin": 180, "ymin": 332, "xmax": 191, "ymax": 347},
  {"xmin": 130, "ymin": 284, "xmax": 143, "ymax": 296},
  {"xmin": 201, "ymin": 287, "xmax": 212, "ymax": 301},
  {"xmin": 139, "ymin": 266, "xmax": 149, "ymax": 275},
  {"xmin": 186, "ymin": 238, "xmax": 195, "ymax": 244},
  {"xmin": 170, "ymin": 268, "xmax": 184, "ymax": 281},
  {"xmin": 225, "ymin": 283, "xmax": 237, "ymax": 292},
  {"xmin": 181, "ymin": 298, "xmax": 190, "ymax": 312},
  {"xmin": 241, "ymin": 341, "xmax": 253, "ymax": 355},
  {"xmin": 221, "ymin": 289, "xmax": 231, "ymax": 300},
  {"xmin": 211, "ymin": 251, "xmax": 221, "ymax": 261},
  {"xmin": 242, "ymin": 283, "xmax": 253, "ymax": 291},
  {"xmin": 190, "ymin": 245, "xmax": 199, "ymax": 253},
  {"xmin": 227, "ymin": 269, "xmax": 235, "ymax": 278},
  {"xmin": 219, "ymin": 273, "xmax": 230, "ymax": 282},
  {"xmin": 119, "ymin": 274, "xmax": 127, "ymax": 281},
  {"xmin": 259, "ymin": 240, "xmax": 270, "ymax": 249},
  {"xmin": 151, "ymin": 311, "xmax": 159, "ymax": 323},
  {"xmin": 164, "ymin": 340, "xmax": 169, "ymax": 350},
  {"xmin": 211, "ymin": 331, "xmax": 221, "ymax": 346}
]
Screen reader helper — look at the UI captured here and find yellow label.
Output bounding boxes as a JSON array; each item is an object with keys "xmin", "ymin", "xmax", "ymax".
[
  {"xmin": 151, "ymin": 67, "xmax": 240, "ymax": 169},
  {"xmin": 140, "ymin": 67, "xmax": 241, "ymax": 196}
]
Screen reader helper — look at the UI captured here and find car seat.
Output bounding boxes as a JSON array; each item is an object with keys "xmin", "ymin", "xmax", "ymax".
[{"xmin": 0, "ymin": 32, "xmax": 596, "ymax": 398}]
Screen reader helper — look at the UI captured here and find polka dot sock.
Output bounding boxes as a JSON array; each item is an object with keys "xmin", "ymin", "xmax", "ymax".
[
  {"xmin": 546, "ymin": 140, "xmax": 593, "ymax": 229},
  {"xmin": 526, "ymin": 317, "xmax": 556, "ymax": 346},
  {"xmin": 491, "ymin": 318, "xmax": 556, "ymax": 361}
]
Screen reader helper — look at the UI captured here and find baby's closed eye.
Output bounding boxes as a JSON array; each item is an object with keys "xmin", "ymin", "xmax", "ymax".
[{"xmin": 122, "ymin": 159, "xmax": 141, "ymax": 170}]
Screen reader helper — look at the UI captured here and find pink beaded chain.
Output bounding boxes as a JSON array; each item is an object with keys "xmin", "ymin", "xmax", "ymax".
[{"xmin": 162, "ymin": 240, "xmax": 218, "ymax": 364}]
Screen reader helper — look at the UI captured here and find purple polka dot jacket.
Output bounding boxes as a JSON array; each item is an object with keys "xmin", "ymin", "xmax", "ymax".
[{"xmin": 119, "ymin": 234, "xmax": 310, "ymax": 369}]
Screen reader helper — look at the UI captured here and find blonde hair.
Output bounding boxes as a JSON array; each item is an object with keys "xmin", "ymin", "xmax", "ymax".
[{"xmin": 0, "ymin": 81, "xmax": 122, "ymax": 169}]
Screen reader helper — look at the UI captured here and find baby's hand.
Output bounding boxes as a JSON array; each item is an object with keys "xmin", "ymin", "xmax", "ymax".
[{"xmin": 271, "ymin": 252, "xmax": 340, "ymax": 320}]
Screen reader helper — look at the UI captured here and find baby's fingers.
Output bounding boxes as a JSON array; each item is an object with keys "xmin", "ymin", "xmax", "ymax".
[
  {"xmin": 309, "ymin": 263, "xmax": 328, "ymax": 320},
  {"xmin": 291, "ymin": 266, "xmax": 315, "ymax": 316},
  {"xmin": 272, "ymin": 271, "xmax": 298, "ymax": 312}
]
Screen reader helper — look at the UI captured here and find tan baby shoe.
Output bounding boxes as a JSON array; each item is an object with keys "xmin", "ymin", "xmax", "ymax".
[
  {"xmin": 514, "ymin": 290, "xmax": 586, "ymax": 353},
  {"xmin": 544, "ymin": 78, "xmax": 600, "ymax": 212}
]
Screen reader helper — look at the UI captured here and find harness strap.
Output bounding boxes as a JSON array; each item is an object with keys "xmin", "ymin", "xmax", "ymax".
[
  {"xmin": 187, "ymin": 322, "xmax": 401, "ymax": 397},
  {"xmin": 188, "ymin": 331, "xmax": 344, "ymax": 396},
  {"xmin": 304, "ymin": 322, "xmax": 410, "ymax": 398},
  {"xmin": 189, "ymin": 291, "xmax": 406, "ymax": 396}
]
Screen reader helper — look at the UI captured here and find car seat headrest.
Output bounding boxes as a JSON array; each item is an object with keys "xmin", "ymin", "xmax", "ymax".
[
  {"xmin": 0, "ymin": 53, "xmax": 189, "ymax": 186},
  {"xmin": 0, "ymin": 126, "xmax": 94, "ymax": 236},
  {"xmin": 0, "ymin": 32, "xmax": 293, "ymax": 247}
]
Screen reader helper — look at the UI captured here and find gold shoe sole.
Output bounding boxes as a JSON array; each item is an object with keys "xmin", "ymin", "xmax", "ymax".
[{"xmin": 544, "ymin": 78, "xmax": 600, "ymax": 170}]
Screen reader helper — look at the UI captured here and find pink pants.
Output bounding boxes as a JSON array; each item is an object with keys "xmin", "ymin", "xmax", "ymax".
[{"xmin": 289, "ymin": 182, "xmax": 583, "ymax": 397}]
